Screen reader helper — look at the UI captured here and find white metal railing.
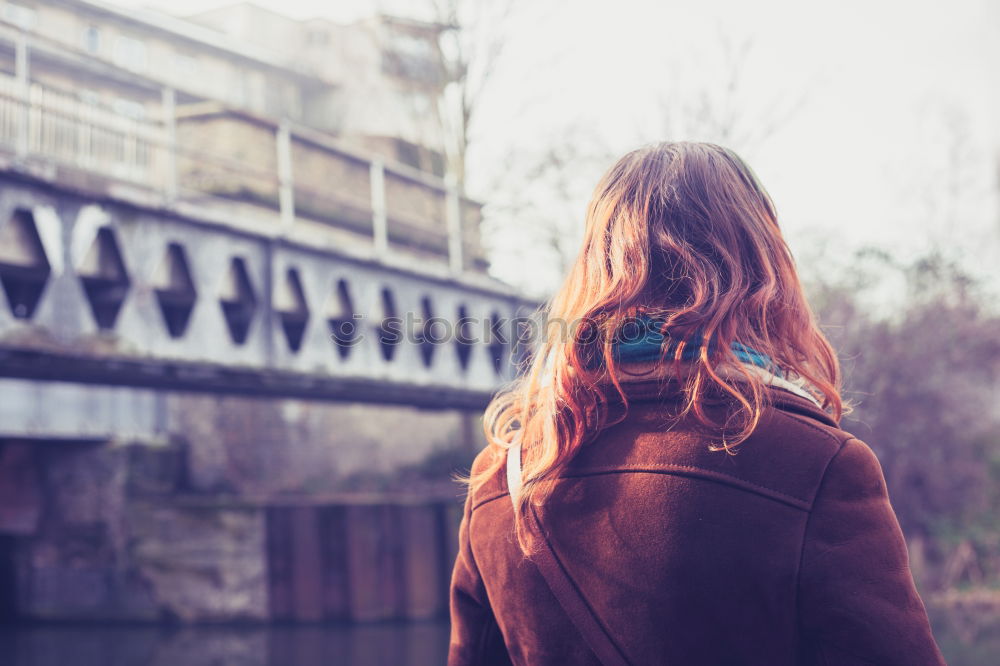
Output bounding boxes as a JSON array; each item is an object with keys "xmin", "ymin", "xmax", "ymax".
[{"xmin": 4, "ymin": 79, "xmax": 163, "ymax": 183}]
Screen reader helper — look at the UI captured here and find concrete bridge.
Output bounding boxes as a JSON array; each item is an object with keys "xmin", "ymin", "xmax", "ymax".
[{"xmin": 0, "ymin": 31, "xmax": 534, "ymax": 623}]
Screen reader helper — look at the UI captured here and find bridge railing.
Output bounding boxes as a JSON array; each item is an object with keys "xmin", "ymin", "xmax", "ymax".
[
  {"xmin": 0, "ymin": 25, "xmax": 481, "ymax": 274},
  {"xmin": 0, "ymin": 74, "xmax": 163, "ymax": 184}
]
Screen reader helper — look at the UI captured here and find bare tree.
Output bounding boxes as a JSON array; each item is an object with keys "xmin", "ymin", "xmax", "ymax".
[
  {"xmin": 431, "ymin": 0, "xmax": 515, "ymax": 190},
  {"xmin": 482, "ymin": 125, "xmax": 616, "ymax": 293},
  {"xmin": 482, "ymin": 31, "xmax": 811, "ymax": 296},
  {"xmin": 650, "ymin": 32, "xmax": 810, "ymax": 158}
]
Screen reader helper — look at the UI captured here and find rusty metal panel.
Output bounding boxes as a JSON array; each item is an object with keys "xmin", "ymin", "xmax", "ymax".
[
  {"xmin": 399, "ymin": 503, "xmax": 444, "ymax": 619},
  {"xmin": 265, "ymin": 506, "xmax": 293, "ymax": 620},
  {"xmin": 317, "ymin": 506, "xmax": 349, "ymax": 620},
  {"xmin": 344, "ymin": 504, "xmax": 404, "ymax": 622},
  {"xmin": 288, "ymin": 506, "xmax": 324, "ymax": 622}
]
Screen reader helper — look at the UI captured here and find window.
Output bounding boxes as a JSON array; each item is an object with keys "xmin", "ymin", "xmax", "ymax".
[
  {"xmin": 82, "ymin": 25, "xmax": 100, "ymax": 54},
  {"xmin": 112, "ymin": 35, "xmax": 147, "ymax": 72}
]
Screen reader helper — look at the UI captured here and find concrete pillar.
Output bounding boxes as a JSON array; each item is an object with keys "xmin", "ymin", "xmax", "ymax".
[
  {"xmin": 369, "ymin": 159, "xmax": 388, "ymax": 257},
  {"xmin": 445, "ymin": 176, "xmax": 463, "ymax": 275},
  {"xmin": 276, "ymin": 119, "xmax": 295, "ymax": 230}
]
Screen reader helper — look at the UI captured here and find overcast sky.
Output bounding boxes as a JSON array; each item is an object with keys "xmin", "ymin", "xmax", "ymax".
[{"xmin": 112, "ymin": 0, "xmax": 1000, "ymax": 293}]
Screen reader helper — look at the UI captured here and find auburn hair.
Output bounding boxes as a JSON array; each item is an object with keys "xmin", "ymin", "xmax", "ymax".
[{"xmin": 465, "ymin": 141, "xmax": 843, "ymax": 556}]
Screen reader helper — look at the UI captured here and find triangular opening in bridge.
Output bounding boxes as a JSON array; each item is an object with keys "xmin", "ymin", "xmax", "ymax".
[
  {"xmin": 455, "ymin": 304, "xmax": 475, "ymax": 371},
  {"xmin": 219, "ymin": 257, "xmax": 257, "ymax": 345},
  {"xmin": 325, "ymin": 279, "xmax": 356, "ymax": 359},
  {"xmin": 0, "ymin": 209, "xmax": 51, "ymax": 320},
  {"xmin": 377, "ymin": 287, "xmax": 400, "ymax": 362},
  {"xmin": 417, "ymin": 296, "xmax": 436, "ymax": 368},
  {"xmin": 487, "ymin": 311, "xmax": 508, "ymax": 376},
  {"xmin": 78, "ymin": 227, "xmax": 130, "ymax": 330},
  {"xmin": 276, "ymin": 267, "xmax": 309, "ymax": 353},
  {"xmin": 153, "ymin": 243, "xmax": 197, "ymax": 338}
]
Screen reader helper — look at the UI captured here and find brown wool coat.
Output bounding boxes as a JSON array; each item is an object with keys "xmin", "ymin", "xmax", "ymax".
[{"xmin": 448, "ymin": 371, "xmax": 946, "ymax": 665}]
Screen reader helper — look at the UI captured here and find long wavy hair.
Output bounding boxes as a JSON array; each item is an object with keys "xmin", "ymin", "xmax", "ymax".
[{"xmin": 467, "ymin": 141, "xmax": 843, "ymax": 555}]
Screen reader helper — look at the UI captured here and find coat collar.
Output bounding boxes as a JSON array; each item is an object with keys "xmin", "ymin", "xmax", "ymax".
[{"xmin": 597, "ymin": 360, "xmax": 839, "ymax": 428}]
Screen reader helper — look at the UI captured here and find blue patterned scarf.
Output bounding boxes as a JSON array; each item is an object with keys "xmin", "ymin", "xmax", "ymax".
[{"xmin": 611, "ymin": 313, "xmax": 775, "ymax": 370}]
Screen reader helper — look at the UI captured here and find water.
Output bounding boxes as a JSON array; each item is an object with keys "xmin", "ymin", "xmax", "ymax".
[
  {"xmin": 0, "ymin": 621, "xmax": 450, "ymax": 666},
  {"xmin": 1, "ymin": 620, "xmax": 997, "ymax": 665}
]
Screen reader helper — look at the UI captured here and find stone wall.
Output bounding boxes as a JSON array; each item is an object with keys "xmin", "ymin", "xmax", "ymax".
[
  {"xmin": 176, "ymin": 112, "xmax": 280, "ymax": 206},
  {"xmin": 0, "ymin": 388, "xmax": 482, "ymax": 623},
  {"xmin": 170, "ymin": 392, "xmax": 481, "ymax": 496}
]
